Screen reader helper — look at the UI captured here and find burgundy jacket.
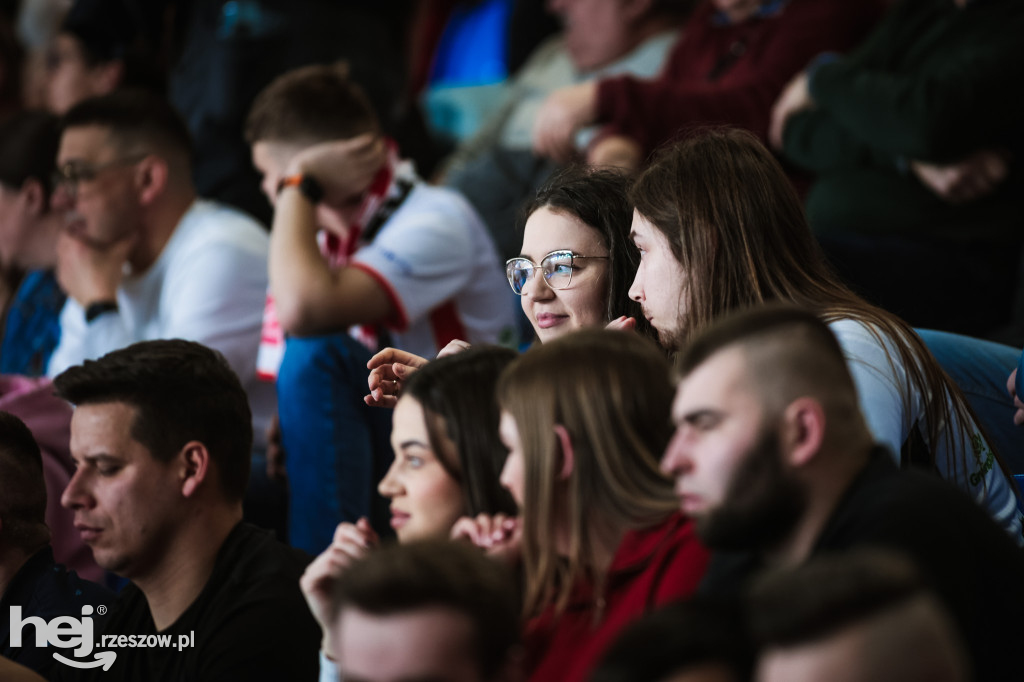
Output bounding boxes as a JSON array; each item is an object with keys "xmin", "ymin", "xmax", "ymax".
[
  {"xmin": 595, "ymin": 0, "xmax": 885, "ymax": 156},
  {"xmin": 524, "ymin": 512, "xmax": 710, "ymax": 682}
]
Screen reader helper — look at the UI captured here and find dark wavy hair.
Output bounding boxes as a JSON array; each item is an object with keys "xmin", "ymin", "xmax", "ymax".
[{"xmin": 521, "ymin": 165, "xmax": 658, "ymax": 342}]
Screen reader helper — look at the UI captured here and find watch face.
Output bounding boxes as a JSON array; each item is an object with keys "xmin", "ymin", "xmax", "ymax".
[{"xmin": 299, "ymin": 175, "xmax": 325, "ymax": 204}]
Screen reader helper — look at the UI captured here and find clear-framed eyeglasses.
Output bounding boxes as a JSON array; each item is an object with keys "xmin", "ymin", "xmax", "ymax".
[
  {"xmin": 51, "ymin": 155, "xmax": 147, "ymax": 201},
  {"xmin": 505, "ymin": 250, "xmax": 609, "ymax": 295}
]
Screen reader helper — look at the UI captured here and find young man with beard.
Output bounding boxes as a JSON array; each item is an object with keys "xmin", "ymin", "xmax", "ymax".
[{"xmin": 661, "ymin": 304, "xmax": 1024, "ymax": 682}]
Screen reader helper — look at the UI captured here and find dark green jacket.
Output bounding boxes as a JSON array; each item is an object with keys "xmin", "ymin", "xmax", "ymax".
[{"xmin": 783, "ymin": 0, "xmax": 1024, "ymax": 243}]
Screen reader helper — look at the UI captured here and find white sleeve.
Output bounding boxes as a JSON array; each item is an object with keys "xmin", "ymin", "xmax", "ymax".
[
  {"xmin": 352, "ymin": 203, "xmax": 475, "ymax": 330},
  {"xmin": 47, "ymin": 231, "xmax": 268, "ymax": 386},
  {"xmin": 832, "ymin": 320, "xmax": 909, "ymax": 459},
  {"xmin": 46, "ymin": 298, "xmax": 136, "ymax": 378},
  {"xmin": 933, "ymin": 403, "xmax": 1024, "ymax": 545},
  {"xmin": 158, "ymin": 236, "xmax": 268, "ymax": 385},
  {"xmin": 833, "ymin": 320, "xmax": 1024, "ymax": 543}
]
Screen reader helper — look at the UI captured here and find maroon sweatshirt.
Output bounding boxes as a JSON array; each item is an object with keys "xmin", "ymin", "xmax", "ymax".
[{"xmin": 595, "ymin": 0, "xmax": 885, "ymax": 156}]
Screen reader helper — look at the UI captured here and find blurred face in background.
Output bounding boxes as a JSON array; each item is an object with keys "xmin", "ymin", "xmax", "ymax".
[
  {"xmin": 548, "ymin": 0, "xmax": 649, "ymax": 72},
  {"xmin": 45, "ymin": 33, "xmax": 121, "ymax": 115}
]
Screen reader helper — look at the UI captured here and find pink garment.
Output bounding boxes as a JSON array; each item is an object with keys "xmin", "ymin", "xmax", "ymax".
[{"xmin": 0, "ymin": 375, "xmax": 103, "ymax": 582}]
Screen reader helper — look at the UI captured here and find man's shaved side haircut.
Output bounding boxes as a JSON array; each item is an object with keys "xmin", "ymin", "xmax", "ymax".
[
  {"xmin": 245, "ymin": 63, "xmax": 380, "ymax": 145},
  {"xmin": 677, "ymin": 304, "xmax": 863, "ymax": 422}
]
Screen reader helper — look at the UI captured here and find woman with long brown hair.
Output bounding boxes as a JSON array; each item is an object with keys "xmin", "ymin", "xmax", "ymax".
[
  {"xmin": 627, "ymin": 127, "xmax": 1022, "ymax": 541},
  {"xmin": 484, "ymin": 329, "xmax": 709, "ymax": 682}
]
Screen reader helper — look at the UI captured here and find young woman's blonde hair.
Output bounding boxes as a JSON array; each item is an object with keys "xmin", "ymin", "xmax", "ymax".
[
  {"xmin": 497, "ymin": 329, "xmax": 679, "ymax": 619},
  {"xmin": 629, "ymin": 127, "xmax": 1015, "ymax": 489}
]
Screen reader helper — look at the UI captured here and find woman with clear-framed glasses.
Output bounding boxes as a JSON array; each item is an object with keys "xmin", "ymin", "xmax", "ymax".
[{"xmin": 366, "ymin": 165, "xmax": 654, "ymax": 407}]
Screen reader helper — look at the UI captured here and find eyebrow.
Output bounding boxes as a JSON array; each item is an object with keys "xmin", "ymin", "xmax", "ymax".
[
  {"xmin": 70, "ymin": 452, "xmax": 122, "ymax": 467},
  {"xmin": 678, "ymin": 408, "xmax": 721, "ymax": 425},
  {"xmin": 397, "ymin": 439, "xmax": 431, "ymax": 451}
]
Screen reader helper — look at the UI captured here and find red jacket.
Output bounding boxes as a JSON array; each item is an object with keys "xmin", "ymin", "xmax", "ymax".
[
  {"xmin": 595, "ymin": 0, "xmax": 884, "ymax": 156},
  {"xmin": 524, "ymin": 512, "xmax": 709, "ymax": 682}
]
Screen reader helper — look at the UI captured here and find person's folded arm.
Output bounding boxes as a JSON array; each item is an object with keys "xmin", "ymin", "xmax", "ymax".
[
  {"xmin": 810, "ymin": 41, "xmax": 1024, "ymax": 163},
  {"xmin": 782, "ymin": 108, "xmax": 897, "ymax": 174}
]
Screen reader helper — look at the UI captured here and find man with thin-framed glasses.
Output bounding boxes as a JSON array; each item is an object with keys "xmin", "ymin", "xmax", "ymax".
[{"xmin": 44, "ymin": 90, "xmax": 275, "ymax": 457}]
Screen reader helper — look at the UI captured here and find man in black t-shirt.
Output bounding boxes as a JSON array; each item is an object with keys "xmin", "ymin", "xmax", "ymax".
[
  {"xmin": 660, "ymin": 305, "xmax": 1024, "ymax": 682},
  {"xmin": 52, "ymin": 340, "xmax": 320, "ymax": 681}
]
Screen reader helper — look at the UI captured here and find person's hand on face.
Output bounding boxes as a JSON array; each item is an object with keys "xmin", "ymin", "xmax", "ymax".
[
  {"xmin": 287, "ymin": 133, "xmax": 387, "ymax": 213},
  {"xmin": 55, "ymin": 228, "xmax": 135, "ymax": 306},
  {"xmin": 450, "ymin": 513, "xmax": 522, "ymax": 567},
  {"xmin": 299, "ymin": 518, "xmax": 380, "ymax": 657}
]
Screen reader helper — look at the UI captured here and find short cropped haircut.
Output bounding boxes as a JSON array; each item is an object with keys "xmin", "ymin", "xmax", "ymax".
[
  {"xmin": 61, "ymin": 90, "xmax": 193, "ymax": 163},
  {"xmin": 747, "ymin": 550, "xmax": 924, "ymax": 648},
  {"xmin": 332, "ymin": 540, "xmax": 520, "ymax": 680},
  {"xmin": 0, "ymin": 411, "xmax": 51, "ymax": 551},
  {"xmin": 244, "ymin": 63, "xmax": 379, "ymax": 145},
  {"xmin": 53, "ymin": 340, "xmax": 253, "ymax": 502},
  {"xmin": 0, "ymin": 111, "xmax": 60, "ymax": 198},
  {"xmin": 592, "ymin": 596, "xmax": 755, "ymax": 682}
]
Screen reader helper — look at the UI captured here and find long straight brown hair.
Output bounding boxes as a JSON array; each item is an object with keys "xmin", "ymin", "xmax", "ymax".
[
  {"xmin": 497, "ymin": 330, "xmax": 679, "ymax": 619},
  {"xmin": 629, "ymin": 127, "xmax": 1014, "ymax": 487}
]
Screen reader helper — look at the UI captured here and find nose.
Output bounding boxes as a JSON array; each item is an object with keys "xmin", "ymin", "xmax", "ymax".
[
  {"xmin": 628, "ymin": 266, "xmax": 643, "ymax": 303},
  {"xmin": 660, "ymin": 427, "xmax": 693, "ymax": 478},
  {"xmin": 499, "ymin": 457, "xmax": 514, "ymax": 492},
  {"xmin": 377, "ymin": 458, "xmax": 402, "ymax": 498},
  {"xmin": 61, "ymin": 467, "xmax": 94, "ymax": 511},
  {"xmin": 522, "ymin": 268, "xmax": 554, "ymax": 301}
]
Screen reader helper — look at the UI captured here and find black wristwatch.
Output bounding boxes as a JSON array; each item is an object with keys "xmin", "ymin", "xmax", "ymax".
[
  {"xmin": 277, "ymin": 174, "xmax": 325, "ymax": 204},
  {"xmin": 85, "ymin": 300, "xmax": 119, "ymax": 323}
]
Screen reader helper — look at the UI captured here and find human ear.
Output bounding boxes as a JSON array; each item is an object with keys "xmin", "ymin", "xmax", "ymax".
[
  {"xmin": 781, "ymin": 397, "xmax": 826, "ymax": 468},
  {"xmin": 553, "ymin": 424, "xmax": 575, "ymax": 481},
  {"xmin": 179, "ymin": 441, "xmax": 212, "ymax": 498},
  {"xmin": 136, "ymin": 156, "xmax": 169, "ymax": 205},
  {"xmin": 92, "ymin": 60, "xmax": 124, "ymax": 95},
  {"xmin": 20, "ymin": 178, "xmax": 45, "ymax": 216}
]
